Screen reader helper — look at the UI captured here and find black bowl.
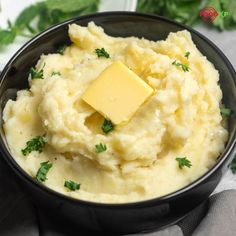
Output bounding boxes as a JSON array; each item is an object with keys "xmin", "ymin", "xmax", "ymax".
[{"xmin": 0, "ymin": 12, "xmax": 236, "ymax": 234}]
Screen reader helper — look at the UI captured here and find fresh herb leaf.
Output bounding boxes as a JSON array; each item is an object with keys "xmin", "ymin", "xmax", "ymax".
[
  {"xmin": 15, "ymin": 3, "xmax": 46, "ymax": 31},
  {"xmin": 137, "ymin": 0, "xmax": 201, "ymax": 26},
  {"xmin": 57, "ymin": 45, "xmax": 67, "ymax": 55},
  {"xmin": 230, "ymin": 155, "xmax": 236, "ymax": 174},
  {"xmin": 220, "ymin": 107, "xmax": 232, "ymax": 117},
  {"xmin": 46, "ymin": 0, "xmax": 100, "ymax": 13},
  {"xmin": 51, "ymin": 71, "xmax": 61, "ymax": 76},
  {"xmin": 176, "ymin": 157, "xmax": 192, "ymax": 169},
  {"xmin": 30, "ymin": 64, "xmax": 45, "ymax": 79},
  {"xmin": 184, "ymin": 51, "xmax": 190, "ymax": 59},
  {"xmin": 95, "ymin": 48, "xmax": 110, "ymax": 58},
  {"xmin": 172, "ymin": 60, "xmax": 189, "ymax": 72},
  {"xmin": 21, "ymin": 135, "xmax": 47, "ymax": 156},
  {"xmin": 95, "ymin": 143, "xmax": 107, "ymax": 153},
  {"xmin": 101, "ymin": 119, "xmax": 114, "ymax": 134},
  {"xmin": 64, "ymin": 180, "xmax": 80, "ymax": 191},
  {"xmin": 0, "ymin": 30, "xmax": 16, "ymax": 46},
  {"xmin": 36, "ymin": 161, "xmax": 52, "ymax": 182},
  {"xmin": 137, "ymin": 0, "xmax": 236, "ymax": 31}
]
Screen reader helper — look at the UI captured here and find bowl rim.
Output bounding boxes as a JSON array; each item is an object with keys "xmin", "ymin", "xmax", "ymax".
[{"xmin": 1, "ymin": 11, "xmax": 236, "ymax": 208}]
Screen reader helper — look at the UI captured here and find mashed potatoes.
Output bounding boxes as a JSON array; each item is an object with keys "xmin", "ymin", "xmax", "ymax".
[{"xmin": 3, "ymin": 22, "xmax": 228, "ymax": 203}]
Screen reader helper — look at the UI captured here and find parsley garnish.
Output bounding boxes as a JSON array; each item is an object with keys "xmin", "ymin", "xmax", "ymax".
[
  {"xmin": 51, "ymin": 71, "xmax": 61, "ymax": 76},
  {"xmin": 172, "ymin": 60, "xmax": 189, "ymax": 72},
  {"xmin": 95, "ymin": 143, "xmax": 107, "ymax": 153},
  {"xmin": 64, "ymin": 180, "xmax": 80, "ymax": 191},
  {"xmin": 21, "ymin": 135, "xmax": 47, "ymax": 156},
  {"xmin": 36, "ymin": 161, "xmax": 52, "ymax": 182},
  {"xmin": 30, "ymin": 65, "xmax": 45, "ymax": 79},
  {"xmin": 101, "ymin": 119, "xmax": 114, "ymax": 134},
  {"xmin": 176, "ymin": 157, "xmax": 192, "ymax": 169},
  {"xmin": 184, "ymin": 51, "xmax": 190, "ymax": 59},
  {"xmin": 95, "ymin": 48, "xmax": 110, "ymax": 58},
  {"xmin": 57, "ymin": 45, "xmax": 67, "ymax": 55},
  {"xmin": 220, "ymin": 108, "xmax": 232, "ymax": 117},
  {"xmin": 230, "ymin": 155, "xmax": 236, "ymax": 174},
  {"xmin": 137, "ymin": 0, "xmax": 236, "ymax": 31}
]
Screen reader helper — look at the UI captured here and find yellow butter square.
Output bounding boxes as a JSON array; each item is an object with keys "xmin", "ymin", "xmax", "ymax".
[{"xmin": 82, "ymin": 61, "xmax": 153, "ymax": 125}]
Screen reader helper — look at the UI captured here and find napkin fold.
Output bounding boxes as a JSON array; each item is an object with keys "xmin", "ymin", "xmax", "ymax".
[{"xmin": 0, "ymin": 157, "xmax": 236, "ymax": 236}]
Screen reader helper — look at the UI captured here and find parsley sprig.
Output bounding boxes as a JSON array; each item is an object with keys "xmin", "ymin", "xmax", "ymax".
[
  {"xmin": 30, "ymin": 64, "xmax": 45, "ymax": 79},
  {"xmin": 95, "ymin": 143, "xmax": 107, "ymax": 153},
  {"xmin": 172, "ymin": 60, "xmax": 189, "ymax": 72},
  {"xmin": 176, "ymin": 157, "xmax": 192, "ymax": 169},
  {"xmin": 95, "ymin": 48, "xmax": 110, "ymax": 58},
  {"xmin": 36, "ymin": 161, "xmax": 52, "ymax": 182},
  {"xmin": 57, "ymin": 45, "xmax": 67, "ymax": 55},
  {"xmin": 101, "ymin": 119, "xmax": 114, "ymax": 134},
  {"xmin": 30, "ymin": 67, "xmax": 44, "ymax": 80},
  {"xmin": 21, "ymin": 135, "xmax": 47, "ymax": 156},
  {"xmin": 137, "ymin": 0, "xmax": 236, "ymax": 31},
  {"xmin": 184, "ymin": 51, "xmax": 190, "ymax": 59},
  {"xmin": 51, "ymin": 71, "xmax": 61, "ymax": 76},
  {"xmin": 220, "ymin": 107, "xmax": 232, "ymax": 118},
  {"xmin": 64, "ymin": 180, "xmax": 80, "ymax": 191}
]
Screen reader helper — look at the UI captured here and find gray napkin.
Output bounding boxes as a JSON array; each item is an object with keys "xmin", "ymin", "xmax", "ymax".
[{"xmin": 0, "ymin": 156, "xmax": 236, "ymax": 236}]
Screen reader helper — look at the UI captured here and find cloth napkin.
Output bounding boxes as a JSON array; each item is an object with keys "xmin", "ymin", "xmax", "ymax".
[{"xmin": 0, "ymin": 156, "xmax": 236, "ymax": 236}]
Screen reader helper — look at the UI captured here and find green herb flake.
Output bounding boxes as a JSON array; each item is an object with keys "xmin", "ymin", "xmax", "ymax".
[
  {"xmin": 64, "ymin": 180, "xmax": 80, "ymax": 191},
  {"xmin": 184, "ymin": 51, "xmax": 190, "ymax": 59},
  {"xmin": 36, "ymin": 161, "xmax": 52, "ymax": 182},
  {"xmin": 101, "ymin": 119, "xmax": 114, "ymax": 134},
  {"xmin": 172, "ymin": 60, "xmax": 189, "ymax": 72},
  {"xmin": 220, "ymin": 108, "xmax": 232, "ymax": 117},
  {"xmin": 176, "ymin": 157, "xmax": 192, "ymax": 169},
  {"xmin": 57, "ymin": 45, "xmax": 67, "ymax": 55},
  {"xmin": 95, "ymin": 143, "xmax": 107, "ymax": 153},
  {"xmin": 230, "ymin": 155, "xmax": 236, "ymax": 174},
  {"xmin": 51, "ymin": 71, "xmax": 61, "ymax": 76},
  {"xmin": 30, "ymin": 64, "xmax": 45, "ymax": 79},
  {"xmin": 21, "ymin": 135, "xmax": 47, "ymax": 156},
  {"xmin": 95, "ymin": 48, "xmax": 110, "ymax": 58}
]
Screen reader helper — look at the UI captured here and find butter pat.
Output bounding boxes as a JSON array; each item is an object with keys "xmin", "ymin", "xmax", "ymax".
[{"xmin": 82, "ymin": 61, "xmax": 153, "ymax": 124}]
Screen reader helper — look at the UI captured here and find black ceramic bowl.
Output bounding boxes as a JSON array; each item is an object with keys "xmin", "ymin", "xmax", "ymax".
[{"xmin": 0, "ymin": 12, "xmax": 236, "ymax": 234}]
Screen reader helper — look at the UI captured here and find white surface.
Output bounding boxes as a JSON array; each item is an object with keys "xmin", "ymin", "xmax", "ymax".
[
  {"xmin": 0, "ymin": 1, "xmax": 235, "ymax": 193},
  {"xmin": 99, "ymin": 0, "xmax": 137, "ymax": 12}
]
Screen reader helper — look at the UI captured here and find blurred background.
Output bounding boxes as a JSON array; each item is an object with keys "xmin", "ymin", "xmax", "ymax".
[{"xmin": 0, "ymin": 0, "xmax": 236, "ymax": 192}]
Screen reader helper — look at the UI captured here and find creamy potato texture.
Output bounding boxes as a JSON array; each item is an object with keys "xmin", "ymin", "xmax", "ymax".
[{"xmin": 3, "ymin": 22, "xmax": 228, "ymax": 203}]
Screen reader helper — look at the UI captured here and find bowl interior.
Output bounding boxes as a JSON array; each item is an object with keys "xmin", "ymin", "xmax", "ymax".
[{"xmin": 0, "ymin": 12, "xmax": 236, "ymax": 204}]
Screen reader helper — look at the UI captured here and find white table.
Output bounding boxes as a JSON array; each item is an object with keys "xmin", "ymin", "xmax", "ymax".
[{"xmin": 0, "ymin": 0, "xmax": 235, "ymax": 193}]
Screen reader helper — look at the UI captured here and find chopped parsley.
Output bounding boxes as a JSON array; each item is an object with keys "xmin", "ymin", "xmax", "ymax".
[
  {"xmin": 51, "ymin": 71, "xmax": 61, "ymax": 76},
  {"xmin": 172, "ymin": 60, "xmax": 189, "ymax": 72},
  {"xmin": 64, "ymin": 180, "xmax": 80, "ymax": 191},
  {"xmin": 21, "ymin": 135, "xmax": 47, "ymax": 156},
  {"xmin": 30, "ymin": 64, "xmax": 45, "ymax": 79},
  {"xmin": 101, "ymin": 119, "xmax": 114, "ymax": 134},
  {"xmin": 36, "ymin": 161, "xmax": 52, "ymax": 182},
  {"xmin": 95, "ymin": 48, "xmax": 110, "ymax": 58},
  {"xmin": 230, "ymin": 155, "xmax": 236, "ymax": 174},
  {"xmin": 95, "ymin": 143, "xmax": 107, "ymax": 153},
  {"xmin": 176, "ymin": 157, "xmax": 192, "ymax": 169},
  {"xmin": 57, "ymin": 45, "xmax": 67, "ymax": 55},
  {"xmin": 220, "ymin": 107, "xmax": 232, "ymax": 117},
  {"xmin": 184, "ymin": 51, "xmax": 190, "ymax": 59}
]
